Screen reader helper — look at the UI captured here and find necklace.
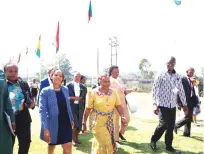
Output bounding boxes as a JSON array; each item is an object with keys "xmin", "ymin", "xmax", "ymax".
[{"xmin": 54, "ymin": 87, "xmax": 61, "ymax": 91}]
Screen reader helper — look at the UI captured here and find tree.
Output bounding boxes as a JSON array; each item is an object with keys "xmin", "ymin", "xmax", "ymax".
[
  {"xmin": 138, "ymin": 58, "xmax": 154, "ymax": 79},
  {"xmin": 139, "ymin": 58, "xmax": 151, "ymax": 72},
  {"xmin": 57, "ymin": 54, "xmax": 73, "ymax": 82}
]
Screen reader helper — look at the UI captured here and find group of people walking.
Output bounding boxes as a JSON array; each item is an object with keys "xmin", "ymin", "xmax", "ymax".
[{"xmin": 0, "ymin": 56, "xmax": 201, "ymax": 154}]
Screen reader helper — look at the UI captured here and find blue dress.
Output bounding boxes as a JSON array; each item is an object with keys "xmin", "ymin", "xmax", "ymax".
[{"xmin": 50, "ymin": 90, "xmax": 72, "ymax": 145}]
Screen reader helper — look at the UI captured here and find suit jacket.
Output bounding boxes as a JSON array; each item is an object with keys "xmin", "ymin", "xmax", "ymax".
[
  {"xmin": 39, "ymin": 85, "xmax": 74, "ymax": 144},
  {"xmin": 0, "ymin": 70, "xmax": 14, "ymax": 154},
  {"xmin": 37, "ymin": 77, "xmax": 51, "ymax": 105},
  {"xmin": 181, "ymin": 76, "xmax": 198, "ymax": 108},
  {"xmin": 67, "ymin": 82, "xmax": 86, "ymax": 111}
]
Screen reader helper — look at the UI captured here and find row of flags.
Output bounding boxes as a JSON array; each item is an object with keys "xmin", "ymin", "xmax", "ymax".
[{"xmin": 10, "ymin": 0, "xmax": 93, "ymax": 64}]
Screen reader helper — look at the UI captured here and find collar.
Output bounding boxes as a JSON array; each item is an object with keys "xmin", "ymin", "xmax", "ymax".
[
  {"xmin": 7, "ymin": 80, "xmax": 19, "ymax": 85},
  {"xmin": 167, "ymin": 69, "xmax": 176, "ymax": 74}
]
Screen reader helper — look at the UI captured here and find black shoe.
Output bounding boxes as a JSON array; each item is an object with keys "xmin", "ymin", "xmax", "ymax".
[
  {"xmin": 174, "ymin": 127, "xmax": 177, "ymax": 134},
  {"xmin": 166, "ymin": 146, "xmax": 181, "ymax": 154},
  {"xmin": 119, "ymin": 133, "xmax": 126, "ymax": 141},
  {"xmin": 183, "ymin": 134, "xmax": 190, "ymax": 137},
  {"xmin": 150, "ymin": 140, "xmax": 157, "ymax": 150}
]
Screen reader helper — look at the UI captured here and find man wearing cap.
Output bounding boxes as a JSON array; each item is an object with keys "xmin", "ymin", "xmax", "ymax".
[
  {"xmin": 67, "ymin": 72, "xmax": 86, "ymax": 146},
  {"xmin": 174, "ymin": 67, "xmax": 200, "ymax": 137},
  {"xmin": 150, "ymin": 57, "xmax": 187, "ymax": 154}
]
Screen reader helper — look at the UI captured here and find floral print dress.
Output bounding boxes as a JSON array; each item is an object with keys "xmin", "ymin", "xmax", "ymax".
[{"xmin": 86, "ymin": 88, "xmax": 121, "ymax": 154}]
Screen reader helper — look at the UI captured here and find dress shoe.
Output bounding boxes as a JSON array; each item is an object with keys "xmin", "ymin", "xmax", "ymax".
[
  {"xmin": 76, "ymin": 140, "xmax": 81, "ymax": 144},
  {"xmin": 166, "ymin": 146, "xmax": 181, "ymax": 154},
  {"xmin": 119, "ymin": 133, "xmax": 126, "ymax": 141},
  {"xmin": 150, "ymin": 140, "xmax": 156, "ymax": 150},
  {"xmin": 183, "ymin": 134, "xmax": 190, "ymax": 137},
  {"xmin": 174, "ymin": 127, "xmax": 177, "ymax": 134}
]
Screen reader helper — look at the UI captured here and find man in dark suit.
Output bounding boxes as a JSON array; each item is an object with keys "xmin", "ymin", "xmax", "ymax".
[
  {"xmin": 174, "ymin": 67, "xmax": 200, "ymax": 137},
  {"xmin": 67, "ymin": 72, "xmax": 86, "ymax": 146},
  {"xmin": 37, "ymin": 67, "xmax": 54, "ymax": 106}
]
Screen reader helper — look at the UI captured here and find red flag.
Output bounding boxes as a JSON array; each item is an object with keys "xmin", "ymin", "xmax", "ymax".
[
  {"xmin": 17, "ymin": 53, "xmax": 21, "ymax": 64},
  {"xmin": 53, "ymin": 21, "xmax": 59, "ymax": 53}
]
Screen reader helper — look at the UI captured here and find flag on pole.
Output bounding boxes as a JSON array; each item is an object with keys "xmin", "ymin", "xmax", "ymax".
[
  {"xmin": 52, "ymin": 21, "xmax": 59, "ymax": 53},
  {"xmin": 36, "ymin": 35, "xmax": 41, "ymax": 58},
  {"xmin": 8, "ymin": 56, "xmax": 14, "ymax": 63},
  {"xmin": 26, "ymin": 47, "xmax": 28, "ymax": 55},
  {"xmin": 17, "ymin": 53, "xmax": 21, "ymax": 64},
  {"xmin": 88, "ymin": 1, "xmax": 92, "ymax": 23}
]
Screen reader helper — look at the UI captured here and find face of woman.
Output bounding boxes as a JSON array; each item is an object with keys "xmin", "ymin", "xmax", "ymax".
[
  {"xmin": 111, "ymin": 68, "xmax": 119, "ymax": 78},
  {"xmin": 51, "ymin": 70, "xmax": 63, "ymax": 85},
  {"xmin": 5, "ymin": 66, "xmax": 18, "ymax": 81},
  {"xmin": 100, "ymin": 76, "xmax": 110, "ymax": 89}
]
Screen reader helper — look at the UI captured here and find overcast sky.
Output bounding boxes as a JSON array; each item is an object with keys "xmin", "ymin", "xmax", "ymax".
[{"xmin": 0, "ymin": 0, "xmax": 204, "ymax": 77}]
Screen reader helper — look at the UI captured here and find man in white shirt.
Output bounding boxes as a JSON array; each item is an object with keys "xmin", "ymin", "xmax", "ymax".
[
  {"xmin": 67, "ymin": 72, "xmax": 87, "ymax": 146},
  {"xmin": 151, "ymin": 57, "xmax": 187, "ymax": 154}
]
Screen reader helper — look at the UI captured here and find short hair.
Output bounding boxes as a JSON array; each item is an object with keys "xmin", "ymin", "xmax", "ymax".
[
  {"xmin": 74, "ymin": 72, "xmax": 81, "ymax": 77},
  {"xmin": 186, "ymin": 67, "xmax": 195, "ymax": 73},
  {"xmin": 108, "ymin": 65, "xmax": 119, "ymax": 76},
  {"xmin": 47, "ymin": 66, "xmax": 55, "ymax": 75},
  {"xmin": 80, "ymin": 75, "xmax": 86, "ymax": 81},
  {"xmin": 4, "ymin": 63, "xmax": 18, "ymax": 72},
  {"xmin": 50, "ymin": 68, "xmax": 65, "ymax": 82},
  {"xmin": 166, "ymin": 56, "xmax": 176, "ymax": 64}
]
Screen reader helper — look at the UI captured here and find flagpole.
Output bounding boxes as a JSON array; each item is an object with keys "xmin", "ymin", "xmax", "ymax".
[{"xmin": 26, "ymin": 47, "xmax": 29, "ymax": 83}]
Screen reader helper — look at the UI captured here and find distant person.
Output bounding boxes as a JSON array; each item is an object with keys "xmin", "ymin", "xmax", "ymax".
[
  {"xmin": 30, "ymin": 79, "xmax": 38, "ymax": 104},
  {"xmin": 150, "ymin": 57, "xmax": 187, "ymax": 154},
  {"xmin": 39, "ymin": 69, "xmax": 74, "ymax": 154},
  {"xmin": 67, "ymin": 72, "xmax": 87, "ymax": 146},
  {"xmin": 4, "ymin": 63, "xmax": 35, "ymax": 154},
  {"xmin": 192, "ymin": 78, "xmax": 201, "ymax": 124},
  {"xmin": 0, "ymin": 69, "xmax": 15, "ymax": 154},
  {"xmin": 37, "ymin": 67, "xmax": 55, "ymax": 106},
  {"xmin": 174, "ymin": 68, "xmax": 200, "ymax": 137},
  {"xmin": 109, "ymin": 65, "xmax": 136, "ymax": 144},
  {"xmin": 79, "ymin": 75, "xmax": 87, "ymax": 120}
]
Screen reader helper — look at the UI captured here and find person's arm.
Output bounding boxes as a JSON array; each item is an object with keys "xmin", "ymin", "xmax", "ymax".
[
  {"xmin": 4, "ymin": 86, "xmax": 15, "ymax": 123},
  {"xmin": 178, "ymin": 78, "xmax": 187, "ymax": 107},
  {"xmin": 152, "ymin": 74, "xmax": 161, "ymax": 115},
  {"xmin": 39, "ymin": 89, "xmax": 49, "ymax": 130},
  {"xmin": 82, "ymin": 91, "xmax": 94, "ymax": 133}
]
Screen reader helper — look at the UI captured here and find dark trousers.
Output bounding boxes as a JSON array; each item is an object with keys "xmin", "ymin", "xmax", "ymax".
[
  {"xmin": 175, "ymin": 108, "xmax": 193, "ymax": 136},
  {"xmin": 151, "ymin": 107, "xmax": 176, "ymax": 148},
  {"xmin": 12, "ymin": 124, "xmax": 31, "ymax": 154}
]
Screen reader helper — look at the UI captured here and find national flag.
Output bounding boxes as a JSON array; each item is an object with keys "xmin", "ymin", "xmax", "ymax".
[
  {"xmin": 17, "ymin": 53, "xmax": 21, "ymax": 64},
  {"xmin": 52, "ymin": 21, "xmax": 59, "ymax": 53},
  {"xmin": 26, "ymin": 47, "xmax": 28, "ymax": 55},
  {"xmin": 36, "ymin": 35, "xmax": 41, "ymax": 58},
  {"xmin": 88, "ymin": 1, "xmax": 92, "ymax": 23},
  {"xmin": 8, "ymin": 56, "xmax": 14, "ymax": 63}
]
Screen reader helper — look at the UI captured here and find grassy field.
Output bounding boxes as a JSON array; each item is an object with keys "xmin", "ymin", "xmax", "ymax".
[{"xmin": 14, "ymin": 93, "xmax": 204, "ymax": 154}]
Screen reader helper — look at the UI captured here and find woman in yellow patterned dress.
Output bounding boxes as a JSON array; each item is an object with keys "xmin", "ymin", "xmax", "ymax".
[{"xmin": 82, "ymin": 74, "xmax": 127, "ymax": 154}]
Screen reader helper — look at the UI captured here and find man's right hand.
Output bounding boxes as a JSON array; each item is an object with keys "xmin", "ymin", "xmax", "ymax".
[
  {"xmin": 183, "ymin": 106, "xmax": 188, "ymax": 115},
  {"xmin": 75, "ymin": 97, "xmax": 81, "ymax": 101},
  {"xmin": 153, "ymin": 104, "xmax": 159, "ymax": 115}
]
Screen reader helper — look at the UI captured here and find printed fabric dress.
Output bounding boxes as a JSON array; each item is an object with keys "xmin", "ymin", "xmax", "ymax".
[{"xmin": 86, "ymin": 88, "xmax": 121, "ymax": 154}]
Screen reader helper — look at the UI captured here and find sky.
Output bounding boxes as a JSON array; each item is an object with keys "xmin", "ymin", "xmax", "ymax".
[{"xmin": 0, "ymin": 0, "xmax": 204, "ymax": 77}]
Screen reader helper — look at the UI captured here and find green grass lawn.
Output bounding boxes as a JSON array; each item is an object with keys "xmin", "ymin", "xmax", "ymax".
[{"xmin": 14, "ymin": 93, "xmax": 204, "ymax": 154}]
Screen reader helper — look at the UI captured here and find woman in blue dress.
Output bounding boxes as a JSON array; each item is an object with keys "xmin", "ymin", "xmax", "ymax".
[{"xmin": 39, "ymin": 68, "xmax": 74, "ymax": 154}]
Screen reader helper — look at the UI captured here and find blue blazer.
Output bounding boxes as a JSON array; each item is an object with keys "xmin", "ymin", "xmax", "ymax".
[{"xmin": 39, "ymin": 85, "xmax": 74, "ymax": 144}]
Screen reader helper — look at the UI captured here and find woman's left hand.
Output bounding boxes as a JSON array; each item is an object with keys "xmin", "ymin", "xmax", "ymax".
[
  {"xmin": 72, "ymin": 122, "xmax": 74, "ymax": 129},
  {"xmin": 121, "ymin": 116, "xmax": 127, "ymax": 125}
]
